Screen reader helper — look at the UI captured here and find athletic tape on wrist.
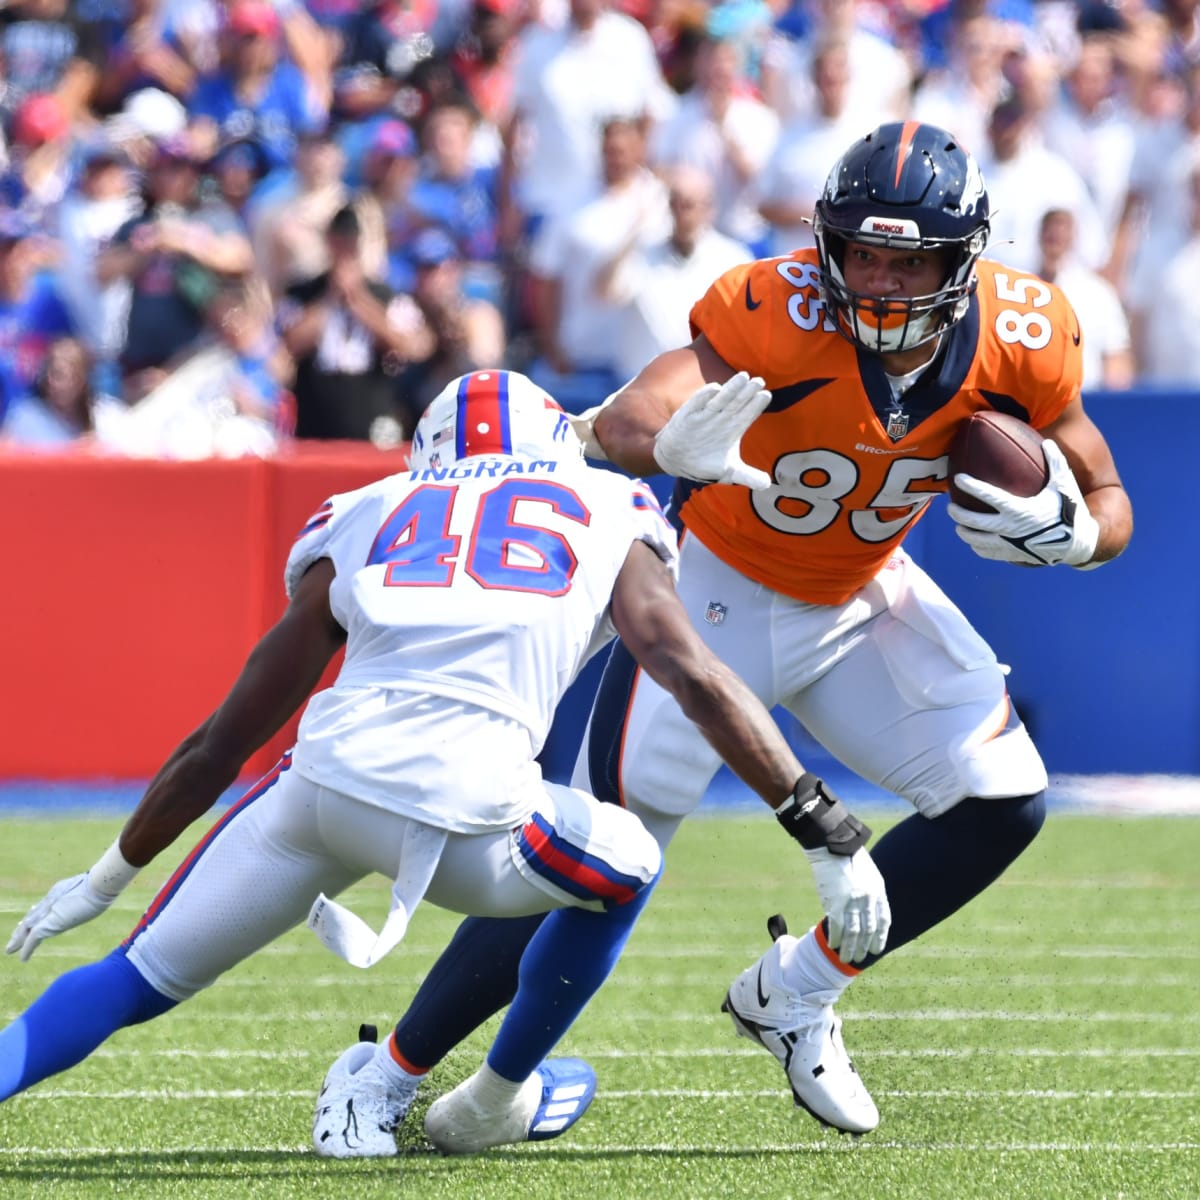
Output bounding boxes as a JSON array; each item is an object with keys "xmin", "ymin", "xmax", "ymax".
[
  {"xmin": 86, "ymin": 839, "xmax": 140, "ymax": 899},
  {"xmin": 776, "ymin": 772, "xmax": 871, "ymax": 857}
]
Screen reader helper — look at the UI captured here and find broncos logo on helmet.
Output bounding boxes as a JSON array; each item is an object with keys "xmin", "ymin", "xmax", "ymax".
[{"xmin": 813, "ymin": 121, "xmax": 991, "ymax": 355}]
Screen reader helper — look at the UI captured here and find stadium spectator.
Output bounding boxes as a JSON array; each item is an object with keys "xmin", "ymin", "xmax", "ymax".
[
  {"xmin": 352, "ymin": 118, "xmax": 424, "ymax": 295},
  {"xmin": 1034, "ymin": 208, "xmax": 1133, "ymax": 391},
  {"xmin": 595, "ymin": 164, "xmax": 751, "ymax": 381},
  {"xmin": 501, "ymin": 0, "xmax": 674, "ymax": 240},
  {"xmin": 332, "ymin": 0, "xmax": 442, "ymax": 124},
  {"xmin": 207, "ymin": 279, "xmax": 294, "ymax": 433},
  {"xmin": 98, "ymin": 134, "xmax": 253, "ymax": 400},
  {"xmin": 760, "ymin": 0, "xmax": 912, "ymax": 127},
  {"xmin": 0, "ymin": 213, "xmax": 76, "ymax": 422},
  {"xmin": 1106, "ymin": 61, "xmax": 1200, "ymax": 366},
  {"xmin": 524, "ymin": 114, "xmax": 670, "ymax": 412},
  {"xmin": 0, "ymin": 335, "xmax": 123, "ymax": 448},
  {"xmin": 648, "ymin": 34, "xmax": 779, "ymax": 255},
  {"xmin": 187, "ymin": 1, "xmax": 327, "ymax": 174},
  {"xmin": 89, "ymin": 0, "xmax": 197, "ymax": 112},
  {"xmin": 444, "ymin": 0, "xmax": 523, "ymax": 162},
  {"xmin": 909, "ymin": 12, "xmax": 1014, "ymax": 157},
  {"xmin": 1138, "ymin": 163, "xmax": 1200, "ymax": 383},
  {"xmin": 409, "ymin": 97, "xmax": 503, "ymax": 304},
  {"xmin": 756, "ymin": 38, "xmax": 860, "ymax": 255},
  {"xmin": 56, "ymin": 135, "xmax": 142, "ymax": 367},
  {"xmin": 0, "ymin": 0, "xmax": 100, "ymax": 127},
  {"xmin": 251, "ymin": 125, "xmax": 362, "ymax": 297},
  {"xmin": 977, "ymin": 94, "xmax": 1108, "ymax": 273},
  {"xmin": 1040, "ymin": 34, "xmax": 1138, "ymax": 246},
  {"xmin": 1, "ymin": 92, "xmax": 74, "ymax": 227},
  {"xmin": 206, "ymin": 133, "xmax": 272, "ymax": 228},
  {"xmin": 0, "ymin": 369, "xmax": 883, "ymax": 1160},
  {"xmin": 351, "ymin": 121, "xmax": 1133, "ymax": 1145},
  {"xmin": 278, "ymin": 203, "xmax": 429, "ymax": 445},
  {"xmin": 103, "ymin": 86, "xmax": 189, "ymax": 169},
  {"xmin": 394, "ymin": 225, "xmax": 507, "ymax": 427}
]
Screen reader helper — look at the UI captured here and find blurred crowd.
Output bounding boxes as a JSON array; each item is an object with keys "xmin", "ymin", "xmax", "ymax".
[{"xmin": 1, "ymin": 0, "xmax": 1198, "ymax": 455}]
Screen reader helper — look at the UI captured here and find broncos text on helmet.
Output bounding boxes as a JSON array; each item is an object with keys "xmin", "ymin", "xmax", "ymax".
[{"xmin": 813, "ymin": 121, "xmax": 990, "ymax": 355}]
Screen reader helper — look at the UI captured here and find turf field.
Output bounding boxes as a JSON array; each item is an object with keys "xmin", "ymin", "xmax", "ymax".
[{"xmin": 1, "ymin": 811, "xmax": 1197, "ymax": 1200}]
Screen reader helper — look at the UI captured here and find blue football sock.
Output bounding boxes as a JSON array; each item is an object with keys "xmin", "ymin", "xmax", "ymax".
[
  {"xmin": 0, "ymin": 949, "xmax": 176, "ymax": 1101},
  {"xmin": 392, "ymin": 913, "xmax": 545, "ymax": 1070},
  {"xmin": 487, "ymin": 873, "xmax": 660, "ymax": 1083}
]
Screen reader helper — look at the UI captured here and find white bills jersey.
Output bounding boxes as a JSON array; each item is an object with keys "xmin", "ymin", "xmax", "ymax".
[{"xmin": 283, "ymin": 455, "xmax": 676, "ymax": 830}]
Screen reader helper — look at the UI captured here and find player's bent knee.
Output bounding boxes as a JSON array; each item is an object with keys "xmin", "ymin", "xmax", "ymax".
[
  {"xmin": 603, "ymin": 805, "xmax": 663, "ymax": 899},
  {"xmin": 947, "ymin": 790, "xmax": 1047, "ymax": 862}
]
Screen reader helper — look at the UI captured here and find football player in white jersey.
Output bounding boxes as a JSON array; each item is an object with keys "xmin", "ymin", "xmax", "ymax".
[{"xmin": 1, "ymin": 369, "xmax": 889, "ymax": 1156}]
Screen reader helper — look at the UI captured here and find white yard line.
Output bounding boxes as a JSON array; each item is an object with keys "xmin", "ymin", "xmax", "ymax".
[{"xmin": 11, "ymin": 1087, "xmax": 1198, "ymax": 1102}]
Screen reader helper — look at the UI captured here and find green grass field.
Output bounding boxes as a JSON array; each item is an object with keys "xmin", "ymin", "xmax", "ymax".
[{"xmin": 1, "ymin": 811, "xmax": 1197, "ymax": 1200}]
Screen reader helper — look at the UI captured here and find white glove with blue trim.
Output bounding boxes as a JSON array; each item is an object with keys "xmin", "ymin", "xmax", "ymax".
[
  {"xmin": 948, "ymin": 439, "xmax": 1099, "ymax": 567},
  {"xmin": 652, "ymin": 371, "xmax": 773, "ymax": 490}
]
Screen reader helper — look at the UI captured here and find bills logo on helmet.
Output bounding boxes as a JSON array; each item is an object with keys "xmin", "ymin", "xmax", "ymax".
[{"xmin": 409, "ymin": 370, "xmax": 585, "ymax": 470}]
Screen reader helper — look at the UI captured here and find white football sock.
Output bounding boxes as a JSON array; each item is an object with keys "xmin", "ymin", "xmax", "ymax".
[
  {"xmin": 470, "ymin": 1062, "xmax": 528, "ymax": 1109},
  {"xmin": 372, "ymin": 1040, "xmax": 423, "ymax": 1096},
  {"xmin": 779, "ymin": 925, "xmax": 857, "ymax": 1002}
]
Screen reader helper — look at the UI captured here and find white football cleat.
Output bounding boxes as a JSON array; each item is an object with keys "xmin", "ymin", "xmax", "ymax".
[
  {"xmin": 722, "ymin": 915, "xmax": 879, "ymax": 1134},
  {"xmin": 312, "ymin": 1028, "xmax": 418, "ymax": 1158},
  {"xmin": 424, "ymin": 1058, "xmax": 597, "ymax": 1154}
]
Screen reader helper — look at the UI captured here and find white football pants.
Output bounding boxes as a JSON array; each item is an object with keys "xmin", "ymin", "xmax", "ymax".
[{"xmin": 573, "ymin": 534, "xmax": 1047, "ymax": 841}]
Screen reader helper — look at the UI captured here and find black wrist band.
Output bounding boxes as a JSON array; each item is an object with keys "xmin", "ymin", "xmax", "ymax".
[{"xmin": 776, "ymin": 772, "xmax": 871, "ymax": 857}]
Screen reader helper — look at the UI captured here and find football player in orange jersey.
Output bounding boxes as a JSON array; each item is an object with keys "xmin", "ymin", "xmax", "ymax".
[{"xmin": 314, "ymin": 122, "xmax": 1133, "ymax": 1139}]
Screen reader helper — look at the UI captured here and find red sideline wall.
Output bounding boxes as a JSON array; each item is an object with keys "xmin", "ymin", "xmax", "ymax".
[{"xmin": 1, "ymin": 444, "xmax": 397, "ymax": 780}]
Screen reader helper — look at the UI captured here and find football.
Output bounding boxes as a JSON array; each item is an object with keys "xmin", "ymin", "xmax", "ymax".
[{"xmin": 947, "ymin": 411, "xmax": 1049, "ymax": 513}]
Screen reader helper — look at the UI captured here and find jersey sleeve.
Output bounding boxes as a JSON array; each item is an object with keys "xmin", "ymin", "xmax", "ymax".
[
  {"xmin": 629, "ymin": 479, "xmax": 679, "ymax": 580},
  {"xmin": 687, "ymin": 254, "xmax": 814, "ymax": 387},
  {"xmin": 1019, "ymin": 283, "xmax": 1086, "ymax": 428},
  {"xmin": 284, "ymin": 496, "xmax": 338, "ymax": 599},
  {"xmin": 976, "ymin": 260, "xmax": 1086, "ymax": 428},
  {"xmin": 689, "ymin": 259, "xmax": 762, "ymax": 370}
]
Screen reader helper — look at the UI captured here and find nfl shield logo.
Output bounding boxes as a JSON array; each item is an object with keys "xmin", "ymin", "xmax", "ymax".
[
  {"xmin": 704, "ymin": 601, "xmax": 728, "ymax": 626},
  {"xmin": 885, "ymin": 408, "xmax": 910, "ymax": 441}
]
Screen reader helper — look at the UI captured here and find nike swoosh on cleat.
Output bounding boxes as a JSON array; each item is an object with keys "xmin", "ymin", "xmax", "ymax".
[
  {"xmin": 756, "ymin": 963, "xmax": 770, "ymax": 1007},
  {"xmin": 744, "ymin": 279, "xmax": 762, "ymax": 311}
]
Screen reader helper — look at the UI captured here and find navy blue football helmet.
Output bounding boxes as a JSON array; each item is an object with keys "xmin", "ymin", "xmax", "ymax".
[{"xmin": 813, "ymin": 122, "xmax": 991, "ymax": 354}]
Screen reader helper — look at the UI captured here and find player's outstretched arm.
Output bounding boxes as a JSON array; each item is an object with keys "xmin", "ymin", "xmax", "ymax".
[
  {"xmin": 589, "ymin": 335, "xmax": 771, "ymax": 488},
  {"xmin": 6, "ymin": 561, "xmax": 346, "ymax": 962},
  {"xmin": 610, "ymin": 542, "xmax": 889, "ymax": 962}
]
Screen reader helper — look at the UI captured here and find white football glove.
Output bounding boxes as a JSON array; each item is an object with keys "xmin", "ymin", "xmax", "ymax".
[
  {"xmin": 6, "ymin": 840, "xmax": 139, "ymax": 962},
  {"xmin": 652, "ymin": 371, "xmax": 773, "ymax": 490},
  {"xmin": 947, "ymin": 439, "xmax": 1099, "ymax": 567},
  {"xmin": 803, "ymin": 846, "xmax": 891, "ymax": 965},
  {"xmin": 6, "ymin": 874, "xmax": 115, "ymax": 962}
]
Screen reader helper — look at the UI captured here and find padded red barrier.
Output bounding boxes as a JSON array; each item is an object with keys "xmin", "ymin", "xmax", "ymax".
[{"xmin": 1, "ymin": 445, "xmax": 399, "ymax": 780}]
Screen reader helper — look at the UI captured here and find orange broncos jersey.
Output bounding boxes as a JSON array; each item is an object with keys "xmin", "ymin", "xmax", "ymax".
[{"xmin": 680, "ymin": 250, "xmax": 1084, "ymax": 605}]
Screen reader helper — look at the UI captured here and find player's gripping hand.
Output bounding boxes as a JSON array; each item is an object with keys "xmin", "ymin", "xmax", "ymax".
[
  {"xmin": 948, "ymin": 439, "xmax": 1099, "ymax": 567},
  {"xmin": 6, "ymin": 874, "xmax": 115, "ymax": 962},
  {"xmin": 6, "ymin": 839, "xmax": 138, "ymax": 962},
  {"xmin": 803, "ymin": 847, "xmax": 891, "ymax": 965},
  {"xmin": 652, "ymin": 371, "xmax": 773, "ymax": 489}
]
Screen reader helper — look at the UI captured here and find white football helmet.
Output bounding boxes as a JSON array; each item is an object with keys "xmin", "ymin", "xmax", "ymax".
[{"xmin": 409, "ymin": 370, "xmax": 584, "ymax": 470}]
